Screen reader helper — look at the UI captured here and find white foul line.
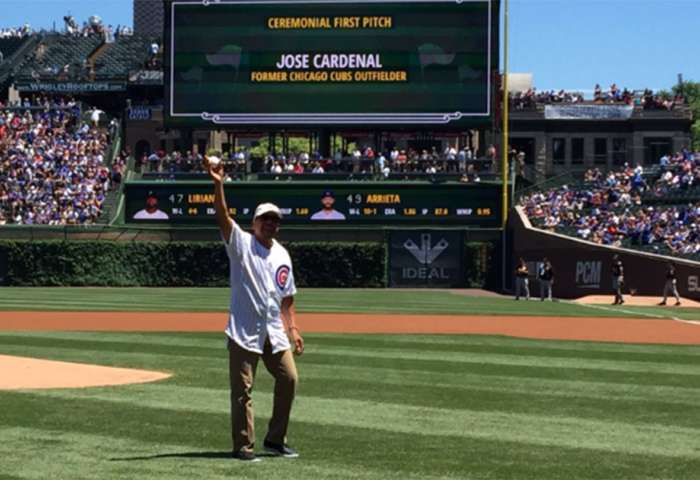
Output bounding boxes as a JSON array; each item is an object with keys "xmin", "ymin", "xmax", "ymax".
[{"xmin": 560, "ymin": 300, "xmax": 700, "ymax": 326}]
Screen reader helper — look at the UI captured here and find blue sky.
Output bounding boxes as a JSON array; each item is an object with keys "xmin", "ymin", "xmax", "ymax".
[{"xmin": 2, "ymin": 0, "xmax": 697, "ymax": 92}]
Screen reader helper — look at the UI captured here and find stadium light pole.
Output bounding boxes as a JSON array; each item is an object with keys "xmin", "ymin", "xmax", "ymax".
[
  {"xmin": 501, "ymin": 0, "xmax": 509, "ymax": 228},
  {"xmin": 500, "ymin": 0, "xmax": 510, "ymax": 294}
]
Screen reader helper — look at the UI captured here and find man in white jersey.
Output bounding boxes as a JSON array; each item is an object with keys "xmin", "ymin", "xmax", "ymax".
[{"xmin": 206, "ymin": 156, "xmax": 304, "ymax": 462}]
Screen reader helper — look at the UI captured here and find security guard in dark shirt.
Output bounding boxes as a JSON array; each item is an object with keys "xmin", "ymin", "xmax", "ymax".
[
  {"xmin": 659, "ymin": 263, "xmax": 681, "ymax": 306},
  {"xmin": 611, "ymin": 254, "xmax": 624, "ymax": 305}
]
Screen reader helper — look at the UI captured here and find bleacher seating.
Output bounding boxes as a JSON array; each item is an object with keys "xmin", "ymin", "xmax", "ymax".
[
  {"xmin": 16, "ymin": 35, "xmax": 102, "ymax": 81},
  {"xmin": 8, "ymin": 34, "xmax": 158, "ymax": 83},
  {"xmin": 0, "ymin": 37, "xmax": 29, "ymax": 62},
  {"xmin": 93, "ymin": 36, "xmax": 158, "ymax": 79},
  {"xmin": 520, "ymin": 157, "xmax": 700, "ymax": 260}
]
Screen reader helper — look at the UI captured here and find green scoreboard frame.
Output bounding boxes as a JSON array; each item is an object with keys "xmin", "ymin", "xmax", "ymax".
[
  {"xmin": 165, "ymin": 0, "xmax": 499, "ymax": 127},
  {"xmin": 125, "ymin": 181, "xmax": 502, "ymax": 227}
]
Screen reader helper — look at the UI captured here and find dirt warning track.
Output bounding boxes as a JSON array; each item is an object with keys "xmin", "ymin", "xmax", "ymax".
[{"xmin": 0, "ymin": 312, "xmax": 699, "ymax": 345}]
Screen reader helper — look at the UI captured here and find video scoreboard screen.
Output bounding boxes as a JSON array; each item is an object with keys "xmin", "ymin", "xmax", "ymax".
[
  {"xmin": 166, "ymin": 0, "xmax": 496, "ymax": 126},
  {"xmin": 125, "ymin": 182, "xmax": 501, "ymax": 227}
]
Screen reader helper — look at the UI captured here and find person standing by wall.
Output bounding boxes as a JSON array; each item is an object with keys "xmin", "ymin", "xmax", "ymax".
[
  {"xmin": 514, "ymin": 258, "xmax": 530, "ymax": 301},
  {"xmin": 659, "ymin": 262, "xmax": 682, "ymax": 306},
  {"xmin": 611, "ymin": 254, "xmax": 625, "ymax": 305},
  {"xmin": 538, "ymin": 258, "xmax": 554, "ymax": 301}
]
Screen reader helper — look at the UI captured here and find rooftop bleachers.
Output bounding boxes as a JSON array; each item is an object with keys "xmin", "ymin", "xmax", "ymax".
[
  {"xmin": 0, "ymin": 37, "xmax": 29, "ymax": 61},
  {"xmin": 16, "ymin": 34, "xmax": 102, "ymax": 81},
  {"xmin": 92, "ymin": 36, "xmax": 158, "ymax": 79}
]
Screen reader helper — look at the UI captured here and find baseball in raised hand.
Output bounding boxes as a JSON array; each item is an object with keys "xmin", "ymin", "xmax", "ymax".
[{"xmin": 204, "ymin": 155, "xmax": 224, "ymax": 183}]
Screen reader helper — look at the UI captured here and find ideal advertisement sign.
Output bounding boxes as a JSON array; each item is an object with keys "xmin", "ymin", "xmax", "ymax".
[{"xmin": 389, "ymin": 230, "xmax": 464, "ymax": 287}]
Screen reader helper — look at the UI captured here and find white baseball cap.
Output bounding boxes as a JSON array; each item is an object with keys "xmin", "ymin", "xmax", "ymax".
[{"xmin": 254, "ymin": 203, "xmax": 282, "ymax": 220}]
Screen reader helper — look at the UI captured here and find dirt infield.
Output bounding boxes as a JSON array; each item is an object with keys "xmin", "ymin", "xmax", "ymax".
[
  {"xmin": 0, "ymin": 354, "xmax": 171, "ymax": 390},
  {"xmin": 575, "ymin": 295, "xmax": 700, "ymax": 308},
  {"xmin": 0, "ymin": 311, "xmax": 699, "ymax": 345}
]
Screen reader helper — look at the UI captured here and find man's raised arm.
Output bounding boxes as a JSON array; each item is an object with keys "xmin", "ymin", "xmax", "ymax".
[{"xmin": 205, "ymin": 156, "xmax": 233, "ymax": 241}]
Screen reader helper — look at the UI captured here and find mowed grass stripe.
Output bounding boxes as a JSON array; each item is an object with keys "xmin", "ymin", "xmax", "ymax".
[
  {"xmin": 5, "ymin": 331, "xmax": 700, "ymax": 357},
  {"xmin": 4, "ymin": 331, "xmax": 700, "ymax": 365},
  {"xmin": 5, "ymin": 423, "xmax": 697, "ymax": 480},
  {"xmin": 0, "ymin": 392, "xmax": 603, "ymax": 480},
  {"xmin": 4, "ymin": 335, "xmax": 699, "ymax": 408},
  {"xmin": 27, "ymin": 369, "xmax": 700, "ymax": 431},
  {"xmin": 23, "ymin": 386, "xmax": 700, "ymax": 460},
  {"xmin": 0, "ymin": 427, "xmax": 455, "ymax": 480},
  {"xmin": 296, "ymin": 363, "xmax": 700, "ymax": 407},
  {"xmin": 2, "ymin": 341, "xmax": 700, "ymax": 391},
  {"xmin": 2, "ymin": 333, "xmax": 699, "ymax": 374},
  {"xmin": 1, "ymin": 287, "xmax": 698, "ymax": 319},
  {"xmin": 3, "ymin": 336, "xmax": 700, "ymax": 431},
  {"xmin": 305, "ymin": 345, "xmax": 700, "ymax": 376}
]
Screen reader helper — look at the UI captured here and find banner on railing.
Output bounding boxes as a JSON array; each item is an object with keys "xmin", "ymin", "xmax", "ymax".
[
  {"xmin": 128, "ymin": 70, "xmax": 164, "ymax": 85},
  {"xmin": 15, "ymin": 82, "xmax": 127, "ymax": 93},
  {"xmin": 127, "ymin": 106, "xmax": 152, "ymax": 121},
  {"xmin": 545, "ymin": 105, "xmax": 634, "ymax": 120}
]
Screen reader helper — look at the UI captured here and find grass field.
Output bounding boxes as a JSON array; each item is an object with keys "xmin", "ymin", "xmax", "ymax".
[
  {"xmin": 1, "ymin": 288, "xmax": 699, "ymax": 479},
  {"xmin": 0, "ymin": 287, "xmax": 698, "ymax": 320},
  {"xmin": 1, "ymin": 331, "xmax": 699, "ymax": 479}
]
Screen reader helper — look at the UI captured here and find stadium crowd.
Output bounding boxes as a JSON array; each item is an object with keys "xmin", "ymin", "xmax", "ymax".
[
  {"xmin": 510, "ymin": 84, "xmax": 685, "ymax": 111},
  {"xmin": 264, "ymin": 145, "xmax": 493, "ymax": 177},
  {"xmin": 139, "ymin": 144, "xmax": 495, "ymax": 179},
  {"xmin": 0, "ymin": 24, "xmax": 33, "ymax": 39},
  {"xmin": 520, "ymin": 150, "xmax": 700, "ymax": 257},
  {"xmin": 0, "ymin": 104, "xmax": 119, "ymax": 225},
  {"xmin": 62, "ymin": 15, "xmax": 133, "ymax": 39}
]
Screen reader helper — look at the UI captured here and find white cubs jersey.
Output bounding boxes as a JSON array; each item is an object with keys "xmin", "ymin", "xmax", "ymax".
[{"xmin": 224, "ymin": 223, "xmax": 296, "ymax": 354}]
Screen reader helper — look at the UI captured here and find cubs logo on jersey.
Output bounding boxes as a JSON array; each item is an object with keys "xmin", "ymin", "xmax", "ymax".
[{"xmin": 276, "ymin": 265, "xmax": 290, "ymax": 291}]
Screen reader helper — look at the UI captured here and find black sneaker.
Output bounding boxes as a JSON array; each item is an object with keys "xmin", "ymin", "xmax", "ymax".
[
  {"xmin": 263, "ymin": 440, "xmax": 299, "ymax": 458},
  {"xmin": 232, "ymin": 450, "xmax": 261, "ymax": 462},
  {"xmin": 658, "ymin": 301, "xmax": 666, "ymax": 306}
]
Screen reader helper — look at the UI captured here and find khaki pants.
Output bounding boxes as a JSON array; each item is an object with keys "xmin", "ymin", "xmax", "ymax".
[{"xmin": 228, "ymin": 337, "xmax": 298, "ymax": 453}]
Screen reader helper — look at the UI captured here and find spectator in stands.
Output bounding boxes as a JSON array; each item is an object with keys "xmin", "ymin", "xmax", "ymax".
[
  {"xmin": 147, "ymin": 151, "xmax": 159, "ymax": 172},
  {"xmin": 375, "ymin": 152, "xmax": 386, "ymax": 174},
  {"xmin": 90, "ymin": 107, "xmax": 104, "ymax": 128},
  {"xmin": 351, "ymin": 148, "xmax": 361, "ymax": 173},
  {"xmin": 271, "ymin": 161, "xmax": 283, "ymax": 174}
]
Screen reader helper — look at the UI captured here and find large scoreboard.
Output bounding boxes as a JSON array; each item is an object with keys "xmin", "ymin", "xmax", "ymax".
[
  {"xmin": 166, "ymin": 0, "xmax": 497, "ymax": 126},
  {"xmin": 125, "ymin": 181, "xmax": 501, "ymax": 227}
]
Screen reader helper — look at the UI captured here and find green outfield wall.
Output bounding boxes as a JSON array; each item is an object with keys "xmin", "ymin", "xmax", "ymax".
[{"xmin": 0, "ymin": 240, "xmax": 493, "ymax": 288}]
